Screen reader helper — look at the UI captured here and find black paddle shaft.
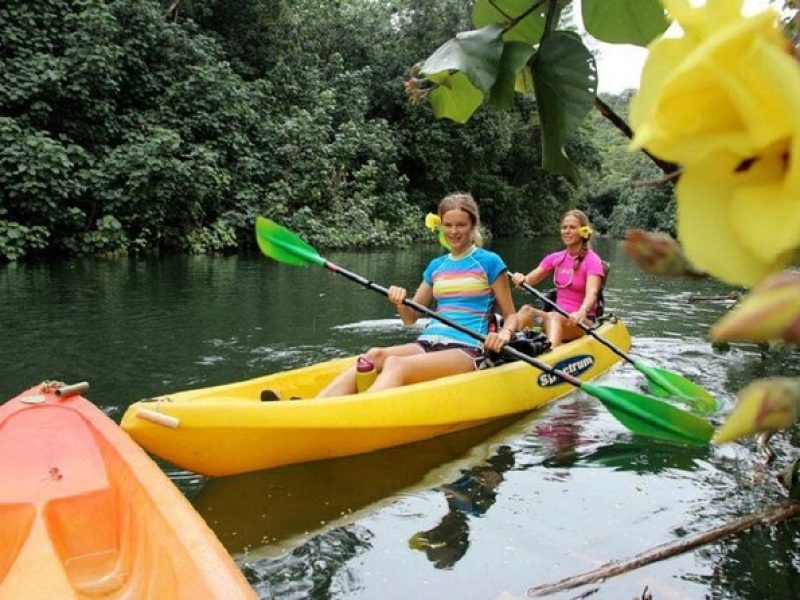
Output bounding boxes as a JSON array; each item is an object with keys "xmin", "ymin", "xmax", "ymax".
[
  {"xmin": 512, "ymin": 274, "xmax": 632, "ymax": 365},
  {"xmin": 324, "ymin": 261, "xmax": 583, "ymax": 387}
]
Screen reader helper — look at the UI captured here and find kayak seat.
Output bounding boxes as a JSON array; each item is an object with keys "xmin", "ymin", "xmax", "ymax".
[
  {"xmin": 44, "ymin": 487, "xmax": 133, "ymax": 595},
  {"xmin": 260, "ymin": 390, "xmax": 303, "ymax": 401},
  {"xmin": 484, "ymin": 331, "xmax": 552, "ymax": 368}
]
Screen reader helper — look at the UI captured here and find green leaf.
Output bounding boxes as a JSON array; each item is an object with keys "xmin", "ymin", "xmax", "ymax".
[
  {"xmin": 489, "ymin": 42, "xmax": 535, "ymax": 110},
  {"xmin": 582, "ymin": 0, "xmax": 670, "ymax": 46},
  {"xmin": 428, "ymin": 72, "xmax": 485, "ymax": 124},
  {"xmin": 421, "ymin": 25, "xmax": 504, "ymax": 95},
  {"xmin": 472, "ymin": 0, "xmax": 548, "ymax": 44},
  {"xmin": 532, "ymin": 31, "xmax": 597, "ymax": 181}
]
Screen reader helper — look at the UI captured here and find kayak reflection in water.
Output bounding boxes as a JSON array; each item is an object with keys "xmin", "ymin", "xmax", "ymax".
[{"xmin": 408, "ymin": 446, "xmax": 516, "ymax": 569}]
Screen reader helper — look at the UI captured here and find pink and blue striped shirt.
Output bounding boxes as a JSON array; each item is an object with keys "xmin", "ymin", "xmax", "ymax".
[{"xmin": 420, "ymin": 246, "xmax": 507, "ymax": 348}]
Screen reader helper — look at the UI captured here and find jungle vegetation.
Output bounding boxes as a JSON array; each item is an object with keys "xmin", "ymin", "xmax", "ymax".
[{"xmin": 0, "ymin": 0, "xmax": 671, "ymax": 260}]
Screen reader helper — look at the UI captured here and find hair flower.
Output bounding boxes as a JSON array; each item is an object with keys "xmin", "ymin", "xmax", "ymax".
[
  {"xmin": 579, "ymin": 225, "xmax": 593, "ymax": 239},
  {"xmin": 424, "ymin": 212, "xmax": 451, "ymax": 251}
]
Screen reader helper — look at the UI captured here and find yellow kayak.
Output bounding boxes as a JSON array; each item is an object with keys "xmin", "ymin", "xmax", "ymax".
[{"xmin": 121, "ymin": 320, "xmax": 631, "ymax": 477}]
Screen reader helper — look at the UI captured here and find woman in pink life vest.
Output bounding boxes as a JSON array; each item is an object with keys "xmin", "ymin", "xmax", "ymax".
[{"xmin": 510, "ymin": 209, "xmax": 604, "ymax": 347}]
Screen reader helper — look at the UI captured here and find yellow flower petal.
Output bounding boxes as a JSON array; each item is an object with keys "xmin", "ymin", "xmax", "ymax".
[
  {"xmin": 677, "ymin": 155, "xmax": 789, "ymax": 286},
  {"xmin": 630, "ymin": 0, "xmax": 786, "ymax": 164},
  {"xmin": 675, "ymin": 117, "xmax": 800, "ymax": 288},
  {"xmin": 425, "ymin": 213, "xmax": 441, "ymax": 232}
]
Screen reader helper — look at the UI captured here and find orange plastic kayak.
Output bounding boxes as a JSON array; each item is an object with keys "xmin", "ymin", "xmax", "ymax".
[{"xmin": 0, "ymin": 383, "xmax": 255, "ymax": 600}]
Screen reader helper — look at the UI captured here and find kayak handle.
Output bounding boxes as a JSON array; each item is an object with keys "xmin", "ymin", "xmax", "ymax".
[
  {"xmin": 136, "ymin": 408, "xmax": 180, "ymax": 429},
  {"xmin": 56, "ymin": 382, "xmax": 90, "ymax": 399}
]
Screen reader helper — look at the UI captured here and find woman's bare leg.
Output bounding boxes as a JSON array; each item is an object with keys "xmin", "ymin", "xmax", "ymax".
[
  {"xmin": 544, "ymin": 312, "xmax": 586, "ymax": 347},
  {"xmin": 368, "ymin": 348, "xmax": 476, "ymax": 392},
  {"xmin": 317, "ymin": 343, "xmax": 424, "ymax": 397},
  {"xmin": 517, "ymin": 304, "xmax": 547, "ymax": 330}
]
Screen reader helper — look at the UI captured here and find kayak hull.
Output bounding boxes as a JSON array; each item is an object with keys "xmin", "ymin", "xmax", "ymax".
[
  {"xmin": 0, "ymin": 386, "xmax": 255, "ymax": 600},
  {"xmin": 122, "ymin": 320, "xmax": 631, "ymax": 477}
]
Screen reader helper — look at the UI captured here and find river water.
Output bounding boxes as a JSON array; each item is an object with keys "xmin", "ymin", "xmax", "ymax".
[{"xmin": 2, "ymin": 237, "xmax": 799, "ymax": 599}]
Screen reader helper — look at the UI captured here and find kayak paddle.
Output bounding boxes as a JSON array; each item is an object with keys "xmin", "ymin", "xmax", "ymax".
[
  {"xmin": 255, "ymin": 217, "xmax": 713, "ymax": 446},
  {"xmin": 512, "ymin": 276, "xmax": 718, "ymax": 414}
]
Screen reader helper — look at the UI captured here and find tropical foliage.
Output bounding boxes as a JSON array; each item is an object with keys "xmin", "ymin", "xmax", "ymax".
[{"xmin": 1, "ymin": 0, "xmax": 669, "ymax": 261}]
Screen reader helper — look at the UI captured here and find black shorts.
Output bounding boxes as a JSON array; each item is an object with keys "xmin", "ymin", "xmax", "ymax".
[{"xmin": 415, "ymin": 339, "xmax": 486, "ymax": 370}]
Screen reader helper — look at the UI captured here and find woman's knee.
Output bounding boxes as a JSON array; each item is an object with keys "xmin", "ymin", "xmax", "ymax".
[
  {"xmin": 545, "ymin": 312, "xmax": 564, "ymax": 326},
  {"xmin": 380, "ymin": 355, "xmax": 409, "ymax": 381},
  {"xmin": 365, "ymin": 347, "xmax": 388, "ymax": 368},
  {"xmin": 517, "ymin": 304, "xmax": 538, "ymax": 328}
]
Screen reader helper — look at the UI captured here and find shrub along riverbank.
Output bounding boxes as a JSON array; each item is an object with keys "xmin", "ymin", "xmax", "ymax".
[{"xmin": 1, "ymin": 0, "xmax": 672, "ymax": 261}]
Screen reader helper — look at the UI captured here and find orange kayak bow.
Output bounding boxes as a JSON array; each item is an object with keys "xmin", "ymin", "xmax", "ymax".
[{"xmin": 0, "ymin": 382, "xmax": 255, "ymax": 600}]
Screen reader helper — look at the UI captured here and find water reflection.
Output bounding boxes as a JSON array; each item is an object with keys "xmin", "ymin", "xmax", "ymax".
[
  {"xmin": 192, "ymin": 418, "xmax": 519, "ymax": 555},
  {"xmin": 699, "ymin": 520, "xmax": 800, "ymax": 599},
  {"xmin": 239, "ymin": 524, "xmax": 373, "ymax": 600},
  {"xmin": 409, "ymin": 445, "xmax": 516, "ymax": 569},
  {"xmin": 536, "ymin": 400, "xmax": 589, "ymax": 469},
  {"xmin": 4, "ymin": 240, "xmax": 800, "ymax": 599},
  {"xmin": 579, "ymin": 439, "xmax": 710, "ymax": 474}
]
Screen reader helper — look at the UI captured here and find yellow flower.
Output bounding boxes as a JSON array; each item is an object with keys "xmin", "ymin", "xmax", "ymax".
[
  {"xmin": 424, "ymin": 212, "xmax": 451, "ymax": 251},
  {"xmin": 425, "ymin": 213, "xmax": 441, "ymax": 232},
  {"xmin": 578, "ymin": 225, "xmax": 593, "ymax": 239},
  {"xmin": 630, "ymin": 0, "xmax": 788, "ymax": 164},
  {"xmin": 677, "ymin": 147, "xmax": 800, "ymax": 286},
  {"xmin": 630, "ymin": 0, "xmax": 800, "ymax": 286},
  {"xmin": 710, "ymin": 270, "xmax": 800, "ymax": 343},
  {"xmin": 712, "ymin": 377, "xmax": 800, "ymax": 444}
]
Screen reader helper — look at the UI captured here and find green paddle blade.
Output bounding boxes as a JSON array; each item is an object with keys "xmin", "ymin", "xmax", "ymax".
[
  {"xmin": 582, "ymin": 382, "xmax": 713, "ymax": 446},
  {"xmin": 255, "ymin": 217, "xmax": 326, "ymax": 267},
  {"xmin": 634, "ymin": 361, "xmax": 718, "ymax": 414}
]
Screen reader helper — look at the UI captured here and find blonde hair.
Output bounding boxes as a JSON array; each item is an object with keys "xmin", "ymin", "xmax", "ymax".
[{"xmin": 438, "ymin": 192, "xmax": 484, "ymax": 247}]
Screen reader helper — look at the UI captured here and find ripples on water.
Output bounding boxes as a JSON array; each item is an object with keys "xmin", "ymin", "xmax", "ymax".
[{"xmin": 2, "ymin": 242, "xmax": 799, "ymax": 599}]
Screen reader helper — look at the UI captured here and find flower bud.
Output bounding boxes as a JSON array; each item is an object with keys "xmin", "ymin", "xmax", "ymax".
[
  {"xmin": 620, "ymin": 229, "xmax": 701, "ymax": 277},
  {"xmin": 710, "ymin": 270, "xmax": 800, "ymax": 343},
  {"xmin": 712, "ymin": 377, "xmax": 800, "ymax": 444}
]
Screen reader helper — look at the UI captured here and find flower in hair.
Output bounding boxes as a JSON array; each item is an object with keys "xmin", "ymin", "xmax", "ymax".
[
  {"xmin": 424, "ymin": 212, "xmax": 451, "ymax": 250},
  {"xmin": 579, "ymin": 225, "xmax": 593, "ymax": 239}
]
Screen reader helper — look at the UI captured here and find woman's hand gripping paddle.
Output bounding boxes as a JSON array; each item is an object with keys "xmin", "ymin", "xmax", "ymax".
[
  {"xmin": 256, "ymin": 217, "xmax": 713, "ymax": 446},
  {"xmin": 512, "ymin": 275, "xmax": 718, "ymax": 415}
]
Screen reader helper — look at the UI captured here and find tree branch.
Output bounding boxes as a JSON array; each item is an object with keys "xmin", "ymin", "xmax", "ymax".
[
  {"xmin": 593, "ymin": 96, "xmax": 681, "ymax": 179},
  {"xmin": 501, "ymin": 1, "xmax": 547, "ymax": 36},
  {"xmin": 527, "ymin": 501, "xmax": 800, "ymax": 597},
  {"xmin": 166, "ymin": 0, "xmax": 181, "ymax": 22}
]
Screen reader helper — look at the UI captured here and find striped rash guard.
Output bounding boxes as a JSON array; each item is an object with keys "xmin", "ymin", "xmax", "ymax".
[{"xmin": 419, "ymin": 246, "xmax": 508, "ymax": 348}]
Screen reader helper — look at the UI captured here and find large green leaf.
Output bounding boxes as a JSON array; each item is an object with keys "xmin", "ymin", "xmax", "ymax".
[
  {"xmin": 472, "ymin": 0, "xmax": 548, "ymax": 44},
  {"xmin": 428, "ymin": 71, "xmax": 485, "ymax": 124},
  {"xmin": 582, "ymin": 0, "xmax": 670, "ymax": 46},
  {"xmin": 489, "ymin": 42, "xmax": 535, "ymax": 110},
  {"xmin": 532, "ymin": 31, "xmax": 597, "ymax": 181},
  {"xmin": 420, "ymin": 25, "xmax": 504, "ymax": 95}
]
